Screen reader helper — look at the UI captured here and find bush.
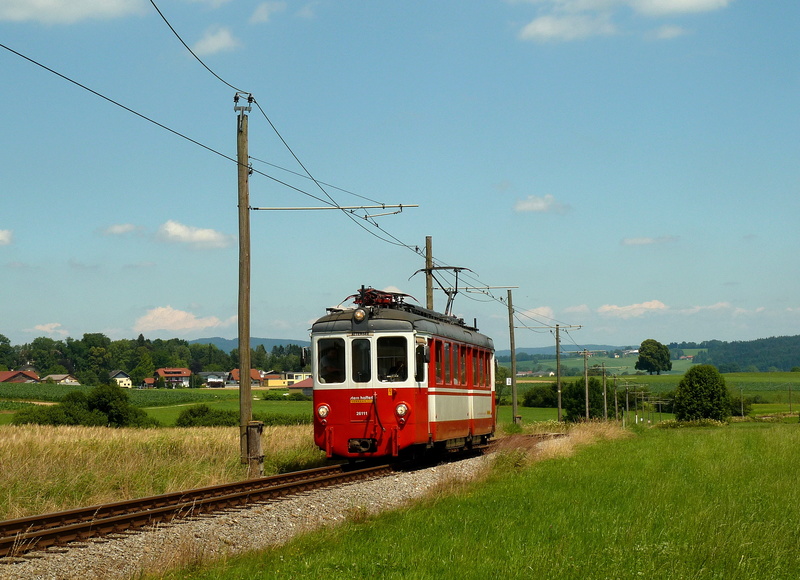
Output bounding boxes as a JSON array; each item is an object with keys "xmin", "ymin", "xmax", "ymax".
[
  {"xmin": 673, "ymin": 365, "xmax": 732, "ymax": 422},
  {"xmin": 522, "ymin": 383, "xmax": 557, "ymax": 408},
  {"xmin": 12, "ymin": 384, "xmax": 158, "ymax": 428},
  {"xmin": 175, "ymin": 405, "xmax": 238, "ymax": 427},
  {"xmin": 175, "ymin": 405, "xmax": 313, "ymax": 427}
]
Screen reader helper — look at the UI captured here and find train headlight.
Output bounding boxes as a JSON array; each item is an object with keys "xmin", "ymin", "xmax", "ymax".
[
  {"xmin": 395, "ymin": 403, "xmax": 409, "ymax": 417},
  {"xmin": 317, "ymin": 404, "xmax": 330, "ymax": 419},
  {"xmin": 353, "ymin": 308, "xmax": 367, "ymax": 322}
]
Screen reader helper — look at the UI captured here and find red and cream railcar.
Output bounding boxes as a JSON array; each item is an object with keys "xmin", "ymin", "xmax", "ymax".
[{"xmin": 312, "ymin": 288, "xmax": 495, "ymax": 459}]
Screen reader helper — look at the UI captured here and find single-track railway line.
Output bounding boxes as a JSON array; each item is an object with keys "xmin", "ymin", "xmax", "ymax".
[{"xmin": 0, "ymin": 463, "xmax": 394, "ymax": 558}]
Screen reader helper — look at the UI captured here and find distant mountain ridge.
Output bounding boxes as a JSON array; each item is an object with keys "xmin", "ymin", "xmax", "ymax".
[{"xmin": 189, "ymin": 336, "xmax": 310, "ymax": 353}]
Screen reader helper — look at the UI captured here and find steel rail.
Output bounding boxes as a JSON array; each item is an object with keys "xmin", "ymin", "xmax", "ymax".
[{"xmin": 0, "ymin": 463, "xmax": 394, "ymax": 558}]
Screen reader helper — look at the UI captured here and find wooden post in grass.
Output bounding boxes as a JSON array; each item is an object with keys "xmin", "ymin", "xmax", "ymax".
[
  {"xmin": 247, "ymin": 420, "xmax": 264, "ymax": 478},
  {"xmin": 236, "ymin": 93, "xmax": 253, "ymax": 464}
]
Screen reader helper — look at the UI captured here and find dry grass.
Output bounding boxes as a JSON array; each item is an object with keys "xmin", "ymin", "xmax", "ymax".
[
  {"xmin": 490, "ymin": 420, "xmax": 631, "ymax": 471},
  {"xmin": 0, "ymin": 424, "xmax": 322, "ymax": 520}
]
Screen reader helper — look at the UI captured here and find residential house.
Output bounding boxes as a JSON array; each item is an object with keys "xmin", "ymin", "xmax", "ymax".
[
  {"xmin": 155, "ymin": 368, "xmax": 192, "ymax": 388},
  {"xmin": 0, "ymin": 370, "xmax": 40, "ymax": 383},
  {"xmin": 109, "ymin": 370, "xmax": 132, "ymax": 388},
  {"xmin": 197, "ymin": 371, "xmax": 227, "ymax": 388},
  {"xmin": 285, "ymin": 371, "xmax": 312, "ymax": 385},
  {"xmin": 226, "ymin": 369, "xmax": 263, "ymax": 387},
  {"xmin": 261, "ymin": 372, "xmax": 287, "ymax": 388},
  {"xmin": 41, "ymin": 374, "xmax": 80, "ymax": 386},
  {"xmin": 288, "ymin": 376, "xmax": 313, "ymax": 397}
]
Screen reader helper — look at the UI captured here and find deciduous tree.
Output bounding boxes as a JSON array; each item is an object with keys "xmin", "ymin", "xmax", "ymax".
[
  {"xmin": 635, "ymin": 339, "xmax": 672, "ymax": 375},
  {"xmin": 673, "ymin": 364, "xmax": 731, "ymax": 421}
]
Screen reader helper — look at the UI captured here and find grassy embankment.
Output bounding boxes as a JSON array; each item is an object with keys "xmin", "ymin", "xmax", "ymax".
[
  {"xmin": 0, "ymin": 423, "xmax": 325, "ymax": 520},
  {"xmin": 156, "ymin": 422, "xmax": 800, "ymax": 580}
]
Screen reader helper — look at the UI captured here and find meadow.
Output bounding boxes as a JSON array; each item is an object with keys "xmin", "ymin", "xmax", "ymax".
[
  {"xmin": 0, "ymin": 423, "xmax": 325, "ymax": 521},
  {"xmin": 156, "ymin": 422, "xmax": 800, "ymax": 580}
]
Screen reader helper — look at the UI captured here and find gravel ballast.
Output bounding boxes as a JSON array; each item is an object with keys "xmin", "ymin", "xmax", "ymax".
[{"xmin": 1, "ymin": 455, "xmax": 491, "ymax": 580}]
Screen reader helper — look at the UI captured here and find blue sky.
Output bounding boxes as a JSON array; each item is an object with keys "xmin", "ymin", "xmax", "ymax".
[{"xmin": 1, "ymin": 0, "xmax": 798, "ymax": 351}]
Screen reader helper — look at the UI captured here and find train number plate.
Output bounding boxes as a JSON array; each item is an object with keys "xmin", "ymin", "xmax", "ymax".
[{"xmin": 349, "ymin": 395, "xmax": 373, "ymax": 422}]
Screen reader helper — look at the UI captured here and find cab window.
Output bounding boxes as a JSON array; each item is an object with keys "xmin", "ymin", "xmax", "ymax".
[
  {"xmin": 378, "ymin": 336, "xmax": 407, "ymax": 382},
  {"xmin": 351, "ymin": 339, "xmax": 371, "ymax": 383},
  {"xmin": 317, "ymin": 338, "xmax": 345, "ymax": 383}
]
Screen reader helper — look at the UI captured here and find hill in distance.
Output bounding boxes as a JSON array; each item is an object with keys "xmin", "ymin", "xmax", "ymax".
[
  {"xmin": 495, "ymin": 344, "xmax": 634, "ymax": 358},
  {"xmin": 189, "ymin": 337, "xmax": 310, "ymax": 353}
]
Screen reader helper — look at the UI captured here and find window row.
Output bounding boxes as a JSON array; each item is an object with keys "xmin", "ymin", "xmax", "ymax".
[
  {"xmin": 432, "ymin": 339, "xmax": 492, "ymax": 388},
  {"xmin": 317, "ymin": 336, "xmax": 426, "ymax": 385}
]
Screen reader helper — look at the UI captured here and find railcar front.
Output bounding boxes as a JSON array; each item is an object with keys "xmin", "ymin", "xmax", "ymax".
[{"xmin": 311, "ymin": 290, "xmax": 495, "ymax": 459}]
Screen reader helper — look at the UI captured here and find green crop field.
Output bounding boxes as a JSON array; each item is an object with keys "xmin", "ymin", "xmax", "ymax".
[{"xmin": 143, "ymin": 399, "xmax": 312, "ymax": 426}]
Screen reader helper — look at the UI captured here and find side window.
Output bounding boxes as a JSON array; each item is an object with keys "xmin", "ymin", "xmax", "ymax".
[
  {"xmin": 317, "ymin": 338, "xmax": 345, "ymax": 384},
  {"xmin": 415, "ymin": 343, "xmax": 426, "ymax": 383},
  {"xmin": 460, "ymin": 346, "xmax": 467, "ymax": 385},
  {"xmin": 444, "ymin": 342, "xmax": 451, "ymax": 384},
  {"xmin": 435, "ymin": 341, "xmax": 443, "ymax": 384},
  {"xmin": 453, "ymin": 344, "xmax": 460, "ymax": 385},
  {"xmin": 352, "ymin": 339, "xmax": 371, "ymax": 383},
  {"xmin": 378, "ymin": 336, "xmax": 407, "ymax": 382}
]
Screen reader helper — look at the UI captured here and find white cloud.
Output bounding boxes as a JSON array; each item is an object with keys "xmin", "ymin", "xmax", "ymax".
[
  {"xmin": 156, "ymin": 220, "xmax": 234, "ymax": 249},
  {"xmin": 185, "ymin": 0, "xmax": 233, "ymax": 7},
  {"xmin": 133, "ymin": 306, "xmax": 235, "ymax": 333},
  {"xmin": 565, "ymin": 304, "xmax": 590, "ymax": 314},
  {"xmin": 0, "ymin": 230, "xmax": 12, "ymax": 246},
  {"xmin": 102, "ymin": 223, "xmax": 139, "ymax": 235},
  {"xmin": 192, "ymin": 26, "xmax": 242, "ymax": 56},
  {"xmin": 677, "ymin": 301, "xmax": 732, "ymax": 315},
  {"xmin": 30, "ymin": 322, "xmax": 69, "ymax": 337},
  {"xmin": 597, "ymin": 299, "xmax": 668, "ymax": 318},
  {"xmin": 631, "ymin": 0, "xmax": 732, "ymax": 17},
  {"xmin": 516, "ymin": 0, "xmax": 732, "ymax": 42},
  {"xmin": 0, "ymin": 0, "xmax": 145, "ymax": 25},
  {"xmin": 651, "ymin": 24, "xmax": 688, "ymax": 39},
  {"xmin": 514, "ymin": 194, "xmax": 571, "ymax": 214},
  {"xmin": 520, "ymin": 13, "xmax": 615, "ymax": 42},
  {"xmin": 520, "ymin": 306, "xmax": 556, "ymax": 322},
  {"xmin": 250, "ymin": 1, "xmax": 286, "ymax": 24},
  {"xmin": 621, "ymin": 235, "xmax": 678, "ymax": 246}
]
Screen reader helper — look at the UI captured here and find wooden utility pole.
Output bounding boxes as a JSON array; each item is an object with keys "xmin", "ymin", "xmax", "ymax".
[
  {"xmin": 507, "ymin": 289, "xmax": 519, "ymax": 424},
  {"xmin": 425, "ymin": 236, "xmax": 434, "ymax": 310},
  {"xmin": 602, "ymin": 363, "xmax": 608, "ymax": 420},
  {"xmin": 582, "ymin": 349, "xmax": 589, "ymax": 420},
  {"xmin": 556, "ymin": 325, "xmax": 562, "ymax": 422},
  {"xmin": 236, "ymin": 93, "xmax": 254, "ymax": 466}
]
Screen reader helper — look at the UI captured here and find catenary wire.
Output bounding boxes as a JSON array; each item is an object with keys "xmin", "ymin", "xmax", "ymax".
[
  {"xmin": 142, "ymin": 1, "xmax": 561, "ymax": 318},
  {"xmin": 148, "ymin": 0, "xmax": 244, "ymax": 93}
]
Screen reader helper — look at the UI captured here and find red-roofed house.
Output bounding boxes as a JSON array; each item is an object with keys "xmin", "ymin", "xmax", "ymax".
[
  {"xmin": 155, "ymin": 368, "xmax": 191, "ymax": 388},
  {"xmin": 226, "ymin": 369, "xmax": 263, "ymax": 387},
  {"xmin": 0, "ymin": 370, "xmax": 40, "ymax": 383}
]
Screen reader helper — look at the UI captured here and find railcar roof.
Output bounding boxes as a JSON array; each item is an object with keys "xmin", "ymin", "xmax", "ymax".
[{"xmin": 312, "ymin": 306, "xmax": 494, "ymax": 350}]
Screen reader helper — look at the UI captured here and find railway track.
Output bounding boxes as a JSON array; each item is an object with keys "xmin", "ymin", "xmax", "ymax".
[
  {"xmin": 0, "ymin": 432, "xmax": 561, "ymax": 559},
  {"xmin": 0, "ymin": 463, "xmax": 395, "ymax": 559}
]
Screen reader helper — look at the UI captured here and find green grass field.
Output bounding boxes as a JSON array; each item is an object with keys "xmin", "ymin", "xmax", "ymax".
[
  {"xmin": 158, "ymin": 422, "xmax": 800, "ymax": 580},
  {"xmin": 143, "ymin": 399, "xmax": 312, "ymax": 426}
]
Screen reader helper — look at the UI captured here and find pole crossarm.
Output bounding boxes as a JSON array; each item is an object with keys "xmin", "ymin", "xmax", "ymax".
[{"xmin": 250, "ymin": 204, "xmax": 418, "ymax": 211}]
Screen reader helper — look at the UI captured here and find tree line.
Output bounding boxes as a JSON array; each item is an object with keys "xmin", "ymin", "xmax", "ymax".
[
  {"xmin": 0, "ymin": 333, "xmax": 308, "ymax": 387},
  {"xmin": 671, "ymin": 336, "xmax": 800, "ymax": 372},
  {"xmin": 520, "ymin": 365, "xmax": 750, "ymax": 423}
]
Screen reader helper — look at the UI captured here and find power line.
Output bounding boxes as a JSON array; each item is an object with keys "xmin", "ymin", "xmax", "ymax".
[
  {"xmin": 148, "ymin": 0, "xmax": 244, "ymax": 93},
  {"xmin": 4, "ymin": 30, "xmax": 583, "ymax": 337},
  {"xmin": 0, "ymin": 42, "xmax": 237, "ymax": 166}
]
